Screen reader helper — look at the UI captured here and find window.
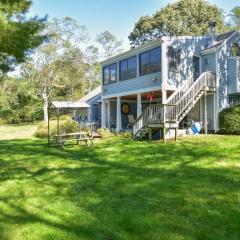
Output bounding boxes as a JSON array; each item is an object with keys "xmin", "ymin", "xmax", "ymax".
[
  {"xmin": 168, "ymin": 46, "xmax": 181, "ymax": 72},
  {"xmin": 230, "ymin": 43, "xmax": 240, "ymax": 57},
  {"xmin": 127, "ymin": 56, "xmax": 137, "ymax": 79},
  {"xmin": 229, "ymin": 95, "xmax": 240, "ymax": 106},
  {"xmin": 103, "ymin": 63, "xmax": 117, "ymax": 84},
  {"xmin": 120, "ymin": 56, "xmax": 137, "ymax": 81},
  {"xmin": 139, "ymin": 47, "xmax": 161, "ymax": 76},
  {"xmin": 149, "ymin": 47, "xmax": 161, "ymax": 73}
]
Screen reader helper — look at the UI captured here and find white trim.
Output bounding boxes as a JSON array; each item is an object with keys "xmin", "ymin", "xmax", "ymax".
[
  {"xmin": 101, "ymin": 40, "xmax": 162, "ymax": 65},
  {"xmin": 107, "ymin": 100, "xmax": 111, "ymax": 128},
  {"xmin": 116, "ymin": 97, "xmax": 121, "ymax": 132},
  {"xmin": 101, "ymin": 100, "xmax": 106, "ymax": 128},
  {"xmin": 162, "ymin": 35, "xmax": 210, "ymax": 41},
  {"xmin": 201, "ymin": 48, "xmax": 216, "ymax": 55},
  {"xmin": 215, "ymin": 50, "xmax": 219, "ymax": 131},
  {"xmin": 102, "ymin": 86, "xmax": 162, "ymax": 100},
  {"xmin": 137, "ymin": 93, "xmax": 142, "ymax": 117},
  {"xmin": 161, "ymin": 41, "xmax": 167, "ymax": 103}
]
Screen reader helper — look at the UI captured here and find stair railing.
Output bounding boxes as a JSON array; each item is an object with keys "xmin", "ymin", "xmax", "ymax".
[
  {"xmin": 133, "ymin": 71, "xmax": 216, "ymax": 138},
  {"xmin": 167, "ymin": 78, "xmax": 193, "ymax": 105}
]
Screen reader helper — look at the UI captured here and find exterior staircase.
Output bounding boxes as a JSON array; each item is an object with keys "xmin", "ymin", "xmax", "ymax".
[{"xmin": 133, "ymin": 71, "xmax": 216, "ymax": 140}]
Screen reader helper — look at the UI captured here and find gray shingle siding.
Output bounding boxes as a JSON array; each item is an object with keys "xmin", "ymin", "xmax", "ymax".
[
  {"xmin": 201, "ymin": 52, "xmax": 216, "ymax": 72},
  {"xmin": 166, "ymin": 37, "xmax": 211, "ymax": 86},
  {"xmin": 102, "ymin": 72, "xmax": 161, "ymax": 97},
  {"xmin": 227, "ymin": 58, "xmax": 238, "ymax": 94},
  {"xmin": 217, "ymin": 32, "xmax": 240, "ymax": 110},
  {"xmin": 88, "ymin": 94, "xmax": 101, "ymax": 124}
]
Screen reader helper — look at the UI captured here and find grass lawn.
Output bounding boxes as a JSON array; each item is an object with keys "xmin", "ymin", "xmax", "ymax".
[
  {"xmin": 0, "ymin": 124, "xmax": 38, "ymax": 140},
  {"xmin": 0, "ymin": 133, "xmax": 240, "ymax": 239}
]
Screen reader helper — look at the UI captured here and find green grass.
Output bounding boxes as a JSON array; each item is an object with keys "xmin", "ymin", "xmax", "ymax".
[
  {"xmin": 0, "ymin": 124, "xmax": 38, "ymax": 140},
  {"xmin": 0, "ymin": 135, "xmax": 240, "ymax": 240}
]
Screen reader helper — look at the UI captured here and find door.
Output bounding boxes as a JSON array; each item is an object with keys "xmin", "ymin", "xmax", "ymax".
[{"xmin": 193, "ymin": 56, "xmax": 200, "ymax": 81}]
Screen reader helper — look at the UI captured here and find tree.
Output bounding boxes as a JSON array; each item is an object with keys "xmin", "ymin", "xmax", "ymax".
[
  {"xmin": 129, "ymin": 0, "xmax": 225, "ymax": 47},
  {"xmin": 21, "ymin": 17, "xmax": 88, "ymax": 122},
  {"xmin": 0, "ymin": 0, "xmax": 47, "ymax": 73},
  {"xmin": 229, "ymin": 6, "xmax": 240, "ymax": 30},
  {"xmin": 96, "ymin": 31, "xmax": 124, "ymax": 59},
  {"xmin": 84, "ymin": 45, "xmax": 101, "ymax": 92}
]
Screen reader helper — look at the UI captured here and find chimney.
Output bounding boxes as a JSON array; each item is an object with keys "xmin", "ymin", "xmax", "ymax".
[{"xmin": 208, "ymin": 21, "xmax": 216, "ymax": 46}]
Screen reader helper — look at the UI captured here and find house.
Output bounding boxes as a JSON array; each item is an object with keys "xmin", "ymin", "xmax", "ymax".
[
  {"xmin": 100, "ymin": 25, "xmax": 240, "ymax": 140},
  {"xmin": 74, "ymin": 86, "xmax": 101, "ymax": 127}
]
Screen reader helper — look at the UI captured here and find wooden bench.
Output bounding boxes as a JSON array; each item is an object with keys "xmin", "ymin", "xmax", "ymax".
[{"xmin": 55, "ymin": 132, "xmax": 93, "ymax": 147}]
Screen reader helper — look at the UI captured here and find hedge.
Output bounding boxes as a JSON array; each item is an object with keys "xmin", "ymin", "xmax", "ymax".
[{"xmin": 219, "ymin": 105, "xmax": 240, "ymax": 135}]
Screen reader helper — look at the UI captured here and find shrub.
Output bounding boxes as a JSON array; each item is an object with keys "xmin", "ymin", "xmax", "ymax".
[
  {"xmin": 219, "ymin": 105, "xmax": 240, "ymax": 135},
  {"xmin": 0, "ymin": 105, "xmax": 43, "ymax": 124},
  {"xmin": 97, "ymin": 128, "xmax": 114, "ymax": 138},
  {"xmin": 35, "ymin": 118, "xmax": 80, "ymax": 138},
  {"xmin": 118, "ymin": 131, "xmax": 132, "ymax": 138}
]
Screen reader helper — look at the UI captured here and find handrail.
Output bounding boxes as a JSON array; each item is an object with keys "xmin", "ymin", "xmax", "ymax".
[
  {"xmin": 167, "ymin": 78, "xmax": 193, "ymax": 105},
  {"xmin": 133, "ymin": 71, "xmax": 216, "ymax": 138}
]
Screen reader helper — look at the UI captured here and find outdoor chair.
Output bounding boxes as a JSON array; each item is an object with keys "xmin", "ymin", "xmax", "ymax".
[{"xmin": 127, "ymin": 115, "xmax": 135, "ymax": 128}]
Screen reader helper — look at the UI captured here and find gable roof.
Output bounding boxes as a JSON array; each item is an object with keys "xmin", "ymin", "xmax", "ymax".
[
  {"xmin": 204, "ymin": 30, "xmax": 237, "ymax": 51},
  {"xmin": 50, "ymin": 101, "xmax": 90, "ymax": 109},
  {"xmin": 79, "ymin": 86, "xmax": 101, "ymax": 102}
]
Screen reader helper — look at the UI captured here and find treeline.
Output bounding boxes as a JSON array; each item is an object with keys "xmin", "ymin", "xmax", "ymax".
[
  {"xmin": 0, "ymin": 0, "xmax": 240, "ymax": 124},
  {"xmin": 0, "ymin": 16, "xmax": 124, "ymax": 124}
]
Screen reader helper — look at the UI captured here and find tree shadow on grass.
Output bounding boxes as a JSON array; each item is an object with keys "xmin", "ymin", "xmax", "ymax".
[{"xmin": 0, "ymin": 137, "xmax": 240, "ymax": 239}]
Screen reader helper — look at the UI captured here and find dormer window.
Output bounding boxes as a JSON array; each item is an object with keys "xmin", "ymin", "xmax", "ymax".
[{"xmin": 103, "ymin": 63, "xmax": 117, "ymax": 85}]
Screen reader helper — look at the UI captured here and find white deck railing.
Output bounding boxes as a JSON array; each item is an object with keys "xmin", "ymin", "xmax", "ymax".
[{"xmin": 133, "ymin": 71, "xmax": 216, "ymax": 138}]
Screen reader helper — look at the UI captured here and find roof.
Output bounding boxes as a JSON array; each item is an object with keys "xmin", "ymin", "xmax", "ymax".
[
  {"xmin": 79, "ymin": 86, "xmax": 101, "ymax": 102},
  {"xmin": 101, "ymin": 38, "xmax": 163, "ymax": 65},
  {"xmin": 50, "ymin": 101, "xmax": 90, "ymax": 109},
  {"xmin": 205, "ymin": 30, "xmax": 237, "ymax": 50}
]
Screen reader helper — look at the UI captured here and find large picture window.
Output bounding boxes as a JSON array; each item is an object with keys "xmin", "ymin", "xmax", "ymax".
[
  {"xmin": 103, "ymin": 63, "xmax": 117, "ymax": 84},
  {"xmin": 168, "ymin": 46, "xmax": 181, "ymax": 72},
  {"xmin": 139, "ymin": 47, "xmax": 161, "ymax": 76},
  {"xmin": 120, "ymin": 56, "xmax": 137, "ymax": 81}
]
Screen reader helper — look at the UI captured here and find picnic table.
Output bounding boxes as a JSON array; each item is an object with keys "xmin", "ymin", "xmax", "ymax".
[{"xmin": 55, "ymin": 131, "xmax": 93, "ymax": 147}]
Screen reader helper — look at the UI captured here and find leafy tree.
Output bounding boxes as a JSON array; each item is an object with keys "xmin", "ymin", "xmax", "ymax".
[
  {"xmin": 129, "ymin": 0, "xmax": 225, "ymax": 47},
  {"xmin": 84, "ymin": 45, "xmax": 101, "ymax": 92},
  {"xmin": 229, "ymin": 6, "xmax": 240, "ymax": 30},
  {"xmin": 0, "ymin": 76, "xmax": 42, "ymax": 123},
  {"xmin": 0, "ymin": 0, "xmax": 47, "ymax": 73},
  {"xmin": 96, "ymin": 31, "xmax": 124, "ymax": 59},
  {"xmin": 21, "ymin": 17, "xmax": 88, "ymax": 122}
]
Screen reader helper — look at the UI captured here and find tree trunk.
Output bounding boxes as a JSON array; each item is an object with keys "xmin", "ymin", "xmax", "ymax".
[{"xmin": 43, "ymin": 93, "xmax": 48, "ymax": 122}]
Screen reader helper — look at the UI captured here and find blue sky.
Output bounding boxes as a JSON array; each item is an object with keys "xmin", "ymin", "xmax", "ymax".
[{"xmin": 29, "ymin": 0, "xmax": 239, "ymax": 49}]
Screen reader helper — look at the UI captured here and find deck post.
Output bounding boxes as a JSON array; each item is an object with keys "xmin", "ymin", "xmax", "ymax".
[
  {"xmin": 163, "ymin": 128, "xmax": 166, "ymax": 144},
  {"xmin": 137, "ymin": 93, "xmax": 142, "ymax": 117},
  {"xmin": 107, "ymin": 100, "xmax": 111, "ymax": 128},
  {"xmin": 149, "ymin": 128, "xmax": 152, "ymax": 141},
  {"xmin": 116, "ymin": 96, "xmax": 122, "ymax": 133},
  {"xmin": 101, "ymin": 100, "xmax": 106, "ymax": 128},
  {"xmin": 57, "ymin": 108, "xmax": 60, "ymax": 147},
  {"xmin": 175, "ymin": 128, "xmax": 177, "ymax": 141},
  {"xmin": 204, "ymin": 91, "xmax": 208, "ymax": 134}
]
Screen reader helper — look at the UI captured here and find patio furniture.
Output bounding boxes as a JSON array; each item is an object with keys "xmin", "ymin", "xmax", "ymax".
[
  {"xmin": 127, "ymin": 115, "xmax": 135, "ymax": 128},
  {"xmin": 55, "ymin": 131, "xmax": 93, "ymax": 147}
]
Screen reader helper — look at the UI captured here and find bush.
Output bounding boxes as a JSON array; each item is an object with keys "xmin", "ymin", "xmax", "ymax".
[
  {"xmin": 219, "ymin": 105, "xmax": 240, "ymax": 135},
  {"xmin": 118, "ymin": 131, "xmax": 132, "ymax": 138},
  {"xmin": 35, "ymin": 118, "xmax": 79, "ymax": 138},
  {"xmin": 0, "ymin": 105, "xmax": 43, "ymax": 124},
  {"xmin": 97, "ymin": 128, "xmax": 114, "ymax": 138}
]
